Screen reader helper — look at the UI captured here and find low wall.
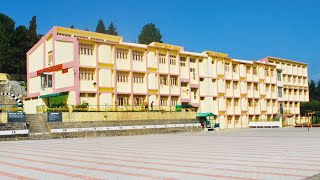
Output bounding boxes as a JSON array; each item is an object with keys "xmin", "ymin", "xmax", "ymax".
[
  {"xmin": 61, "ymin": 111, "xmax": 196, "ymax": 122},
  {"xmin": 249, "ymin": 121, "xmax": 281, "ymax": 128},
  {"xmin": 0, "ymin": 113, "xmax": 7, "ymax": 123}
]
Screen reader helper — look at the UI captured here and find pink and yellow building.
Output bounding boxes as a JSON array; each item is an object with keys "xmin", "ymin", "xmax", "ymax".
[{"xmin": 24, "ymin": 26, "xmax": 309, "ymax": 129}]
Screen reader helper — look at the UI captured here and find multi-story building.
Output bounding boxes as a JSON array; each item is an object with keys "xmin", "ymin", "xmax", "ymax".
[{"xmin": 24, "ymin": 26, "xmax": 309, "ymax": 129}]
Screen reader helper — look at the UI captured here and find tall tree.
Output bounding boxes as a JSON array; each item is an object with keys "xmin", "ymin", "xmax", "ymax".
[
  {"xmin": 0, "ymin": 13, "xmax": 15, "ymax": 73},
  {"xmin": 12, "ymin": 25, "xmax": 29, "ymax": 80},
  {"xmin": 28, "ymin": 16, "xmax": 39, "ymax": 46},
  {"xmin": 309, "ymin": 80, "xmax": 316, "ymax": 101},
  {"xmin": 95, "ymin": 19, "xmax": 107, "ymax": 34},
  {"xmin": 315, "ymin": 80, "xmax": 320, "ymax": 100},
  {"xmin": 138, "ymin": 23, "xmax": 162, "ymax": 44},
  {"xmin": 70, "ymin": 25, "xmax": 75, "ymax": 29},
  {"xmin": 106, "ymin": 22, "xmax": 118, "ymax": 36}
]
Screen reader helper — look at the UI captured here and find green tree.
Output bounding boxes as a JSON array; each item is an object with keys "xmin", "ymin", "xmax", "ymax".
[
  {"xmin": 0, "ymin": 13, "xmax": 15, "ymax": 73},
  {"xmin": 106, "ymin": 22, "xmax": 118, "ymax": 36},
  {"xmin": 315, "ymin": 80, "xmax": 320, "ymax": 100},
  {"xmin": 12, "ymin": 25, "xmax": 29, "ymax": 80},
  {"xmin": 138, "ymin": 23, "xmax": 162, "ymax": 44},
  {"xmin": 70, "ymin": 25, "xmax": 75, "ymax": 29},
  {"xmin": 95, "ymin": 19, "xmax": 107, "ymax": 34},
  {"xmin": 28, "ymin": 16, "xmax": 39, "ymax": 46},
  {"xmin": 309, "ymin": 80, "xmax": 316, "ymax": 101}
]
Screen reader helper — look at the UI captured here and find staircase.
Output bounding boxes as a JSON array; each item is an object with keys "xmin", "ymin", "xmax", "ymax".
[{"xmin": 25, "ymin": 114, "xmax": 50, "ymax": 136}]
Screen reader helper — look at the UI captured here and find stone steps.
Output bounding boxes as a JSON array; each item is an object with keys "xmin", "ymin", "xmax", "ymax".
[{"xmin": 25, "ymin": 114, "xmax": 49, "ymax": 134}]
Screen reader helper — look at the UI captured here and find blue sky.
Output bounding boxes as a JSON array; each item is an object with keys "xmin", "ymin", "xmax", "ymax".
[{"xmin": 1, "ymin": 0, "xmax": 320, "ymax": 80}]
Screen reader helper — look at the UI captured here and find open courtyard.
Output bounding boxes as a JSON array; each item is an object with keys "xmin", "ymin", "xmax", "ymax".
[{"xmin": 0, "ymin": 128, "xmax": 319, "ymax": 179}]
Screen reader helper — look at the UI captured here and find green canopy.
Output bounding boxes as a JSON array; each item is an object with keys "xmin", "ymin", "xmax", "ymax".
[
  {"xmin": 39, "ymin": 93, "xmax": 62, "ymax": 98},
  {"xmin": 196, "ymin": 112, "xmax": 216, "ymax": 118}
]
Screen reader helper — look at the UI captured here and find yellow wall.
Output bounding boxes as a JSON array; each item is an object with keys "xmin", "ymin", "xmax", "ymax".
[
  {"xmin": 55, "ymin": 68, "xmax": 74, "ymax": 89},
  {"xmin": 29, "ymin": 43, "xmax": 44, "ymax": 72},
  {"xmin": 62, "ymin": 111, "xmax": 196, "ymax": 122},
  {"xmin": 98, "ymin": 45, "xmax": 112, "ymax": 64},
  {"xmin": 55, "ymin": 41, "xmax": 74, "ymax": 65},
  {"xmin": 29, "ymin": 76, "xmax": 41, "ymax": 94}
]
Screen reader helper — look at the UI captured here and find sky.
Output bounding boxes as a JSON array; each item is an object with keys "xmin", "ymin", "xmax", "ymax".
[{"xmin": 1, "ymin": 0, "xmax": 320, "ymax": 80}]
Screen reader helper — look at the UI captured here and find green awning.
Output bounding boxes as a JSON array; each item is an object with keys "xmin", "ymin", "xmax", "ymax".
[
  {"xmin": 39, "ymin": 93, "xmax": 62, "ymax": 98},
  {"xmin": 196, "ymin": 112, "xmax": 216, "ymax": 118}
]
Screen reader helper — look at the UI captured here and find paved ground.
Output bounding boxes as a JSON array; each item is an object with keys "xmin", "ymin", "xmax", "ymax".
[{"xmin": 0, "ymin": 128, "xmax": 319, "ymax": 180}]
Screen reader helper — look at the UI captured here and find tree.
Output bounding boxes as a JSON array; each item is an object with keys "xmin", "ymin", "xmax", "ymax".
[
  {"xmin": 70, "ymin": 25, "xmax": 75, "ymax": 29},
  {"xmin": 28, "ymin": 16, "xmax": 39, "ymax": 46},
  {"xmin": 315, "ymin": 80, "xmax": 320, "ymax": 100},
  {"xmin": 309, "ymin": 80, "xmax": 316, "ymax": 101},
  {"xmin": 138, "ymin": 23, "xmax": 162, "ymax": 44},
  {"xmin": 106, "ymin": 22, "xmax": 118, "ymax": 36},
  {"xmin": 0, "ymin": 13, "xmax": 15, "ymax": 73},
  {"xmin": 95, "ymin": 19, "xmax": 107, "ymax": 34},
  {"xmin": 12, "ymin": 25, "xmax": 29, "ymax": 80}
]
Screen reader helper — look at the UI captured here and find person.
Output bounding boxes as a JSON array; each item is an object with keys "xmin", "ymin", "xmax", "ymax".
[
  {"xmin": 151, "ymin": 101, "xmax": 154, "ymax": 111},
  {"xmin": 144, "ymin": 102, "xmax": 149, "ymax": 111}
]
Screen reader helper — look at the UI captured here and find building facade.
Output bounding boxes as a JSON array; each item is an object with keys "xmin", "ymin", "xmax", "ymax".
[{"xmin": 24, "ymin": 26, "xmax": 309, "ymax": 129}]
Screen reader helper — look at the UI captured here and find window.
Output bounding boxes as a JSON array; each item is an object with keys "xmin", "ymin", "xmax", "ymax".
[
  {"xmin": 132, "ymin": 50, "xmax": 143, "ymax": 61},
  {"xmin": 190, "ymin": 68, "xmax": 196, "ymax": 80},
  {"xmin": 246, "ymin": 66, "xmax": 251, "ymax": 74},
  {"xmin": 159, "ymin": 53, "xmax": 166, "ymax": 64},
  {"xmin": 171, "ymin": 97, "xmax": 178, "ymax": 106},
  {"xmin": 41, "ymin": 74, "xmax": 52, "ymax": 88},
  {"xmin": 80, "ymin": 93, "xmax": 96, "ymax": 97},
  {"xmin": 116, "ymin": 48, "xmax": 128, "ymax": 59},
  {"xmin": 266, "ymin": 85, "xmax": 270, "ymax": 92},
  {"xmin": 267, "ymin": 100, "xmax": 271, "ymax": 107},
  {"xmin": 170, "ymin": 76, "xmax": 178, "ymax": 86},
  {"xmin": 80, "ymin": 43, "xmax": 94, "ymax": 55},
  {"xmin": 232, "ymin": 64, "xmax": 237, "ymax": 73},
  {"xmin": 48, "ymin": 51, "xmax": 53, "ymax": 66},
  {"xmin": 248, "ymin": 100, "xmax": 253, "ymax": 107},
  {"xmin": 288, "ymin": 76, "xmax": 292, "ymax": 82},
  {"xmin": 226, "ymin": 81, "xmax": 231, "ymax": 89},
  {"xmin": 298, "ymin": 77, "xmax": 301, "ymax": 83},
  {"xmin": 133, "ymin": 97, "xmax": 144, "ymax": 106},
  {"xmin": 299, "ymin": 90, "xmax": 302, "ymax": 95},
  {"xmin": 227, "ymin": 99, "xmax": 232, "ymax": 107},
  {"xmin": 181, "ymin": 82, "xmax": 188, "ymax": 87},
  {"xmin": 254, "ymin": 100, "xmax": 259, "ymax": 107},
  {"xmin": 133, "ymin": 73, "xmax": 144, "ymax": 83},
  {"xmin": 160, "ymin": 97, "xmax": 167, "ymax": 106},
  {"xmin": 254, "ymin": 83, "xmax": 258, "ymax": 91},
  {"xmin": 247, "ymin": 83, "xmax": 251, "ymax": 90},
  {"xmin": 117, "ymin": 95, "xmax": 129, "ymax": 106},
  {"xmin": 272, "ymin": 85, "xmax": 275, "ymax": 93},
  {"xmin": 228, "ymin": 117, "xmax": 232, "ymax": 124},
  {"xmin": 278, "ymin": 87, "xmax": 283, "ymax": 97},
  {"xmin": 200, "ymin": 78, "xmax": 204, "ymax": 82},
  {"xmin": 117, "ymin": 72, "xmax": 129, "ymax": 83},
  {"xmin": 225, "ymin": 63, "xmax": 230, "ymax": 71},
  {"xmin": 180, "ymin": 57, "xmax": 186, "ymax": 67},
  {"xmin": 293, "ymin": 77, "xmax": 297, "ymax": 83},
  {"xmin": 169, "ymin": 55, "xmax": 176, "ymax": 65},
  {"xmin": 235, "ymin": 116, "xmax": 240, "ymax": 124},
  {"xmin": 191, "ymin": 88, "xmax": 197, "ymax": 99},
  {"xmin": 265, "ymin": 68, "xmax": 269, "ymax": 76},
  {"xmin": 160, "ymin": 75, "xmax": 168, "ymax": 85},
  {"xmin": 80, "ymin": 68, "xmax": 94, "ymax": 80},
  {"xmin": 234, "ymin": 82, "xmax": 238, "ymax": 89},
  {"xmin": 253, "ymin": 67, "xmax": 257, "ymax": 75},
  {"xmin": 211, "ymin": 60, "xmax": 215, "ymax": 64},
  {"xmin": 190, "ymin": 58, "xmax": 196, "ymax": 63},
  {"xmin": 277, "ymin": 71, "xmax": 282, "ymax": 81},
  {"xmin": 271, "ymin": 69, "xmax": 274, "ymax": 77},
  {"xmin": 234, "ymin": 99, "xmax": 239, "ymax": 107}
]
